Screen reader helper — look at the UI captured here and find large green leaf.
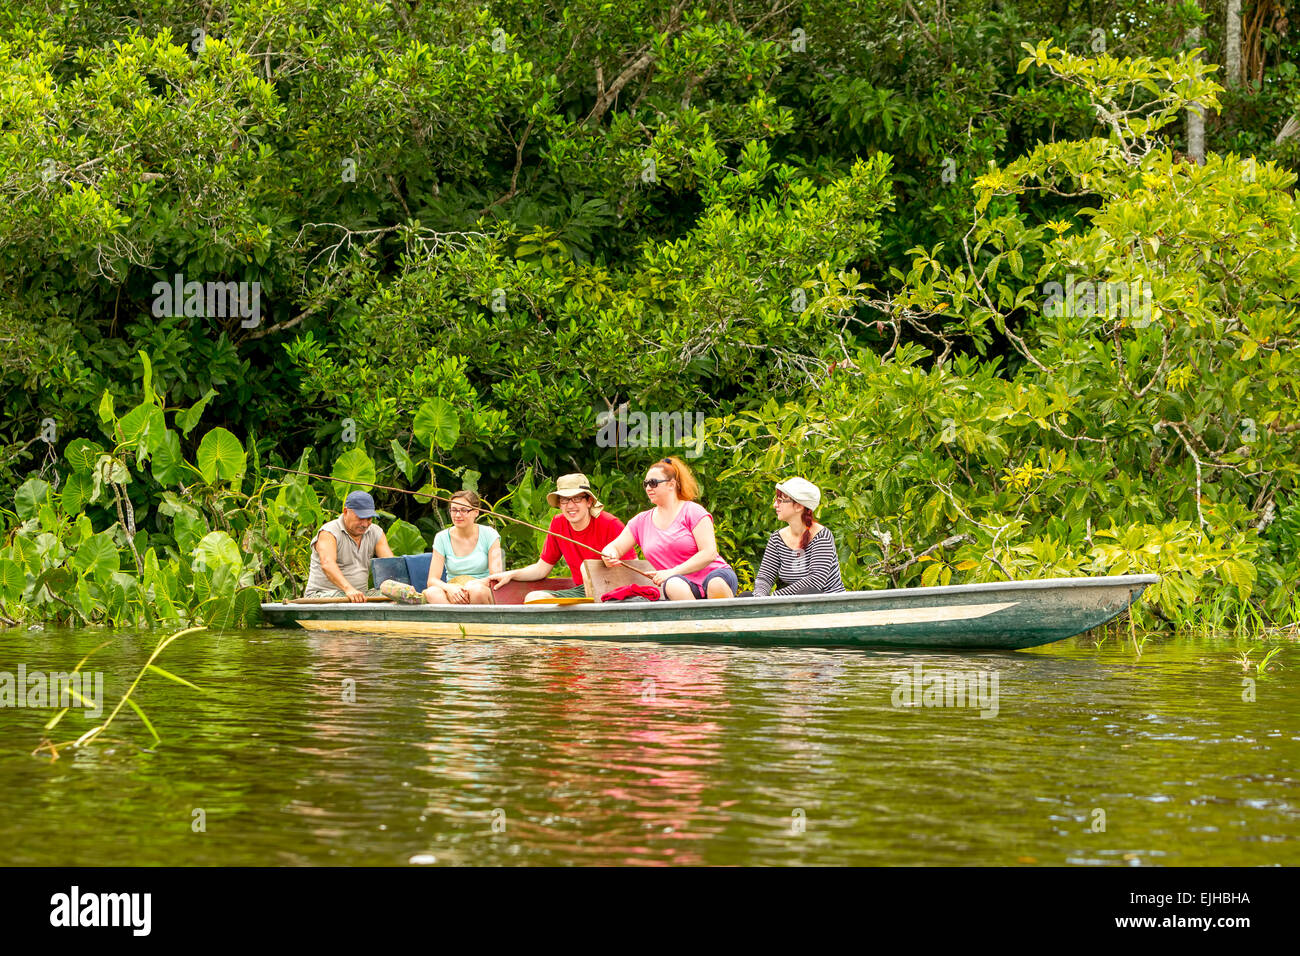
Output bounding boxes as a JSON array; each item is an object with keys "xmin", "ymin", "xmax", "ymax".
[
  {"xmin": 15, "ymin": 478, "xmax": 51, "ymax": 520},
  {"xmin": 386, "ymin": 519, "xmax": 426, "ymax": 556},
  {"xmin": 331, "ymin": 448, "xmax": 376, "ymax": 501},
  {"xmin": 0, "ymin": 559, "xmax": 25, "ymax": 602},
  {"xmin": 33, "ymin": 567, "xmax": 74, "ymax": 600},
  {"xmin": 232, "ymin": 587, "xmax": 263, "ymax": 627},
  {"xmin": 152, "ymin": 586, "xmax": 178, "ymax": 621},
  {"xmin": 10, "ymin": 537, "xmax": 39, "ymax": 573},
  {"xmin": 390, "ymin": 439, "xmax": 415, "ymax": 482},
  {"xmin": 280, "ymin": 479, "xmax": 323, "ymax": 528},
  {"xmin": 115, "ymin": 403, "xmax": 166, "ymax": 458},
  {"xmin": 150, "ymin": 428, "xmax": 185, "ymax": 485},
  {"xmin": 64, "ymin": 438, "xmax": 105, "ymax": 474},
  {"xmin": 144, "ymin": 551, "xmax": 178, "ymax": 620},
  {"xmin": 71, "ymin": 532, "xmax": 120, "ymax": 583},
  {"xmin": 207, "ymin": 561, "xmax": 238, "ymax": 597},
  {"xmin": 196, "ymin": 427, "xmax": 246, "ymax": 485},
  {"xmin": 204, "ymin": 593, "xmax": 234, "ymax": 628},
  {"xmin": 60, "ymin": 472, "xmax": 93, "ymax": 515},
  {"xmin": 138, "ymin": 350, "xmax": 155, "ymax": 404},
  {"xmin": 413, "ymin": 398, "xmax": 460, "ymax": 451},
  {"xmin": 34, "ymin": 532, "xmax": 69, "ymax": 566},
  {"xmin": 510, "ymin": 469, "xmax": 535, "ymax": 518},
  {"xmin": 140, "ymin": 406, "xmax": 168, "ymax": 457},
  {"xmin": 1220, "ymin": 557, "xmax": 1257, "ymax": 599},
  {"xmin": 176, "ymin": 388, "xmax": 218, "ymax": 437},
  {"xmin": 173, "ymin": 511, "xmax": 209, "ymax": 553},
  {"xmin": 74, "ymin": 576, "xmax": 96, "ymax": 621},
  {"xmin": 102, "ymin": 573, "xmax": 127, "ymax": 620},
  {"xmin": 192, "ymin": 531, "xmax": 242, "ymax": 571}
]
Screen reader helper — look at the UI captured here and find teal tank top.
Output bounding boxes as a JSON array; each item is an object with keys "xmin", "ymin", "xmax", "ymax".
[{"xmin": 432, "ymin": 525, "xmax": 500, "ymax": 579}]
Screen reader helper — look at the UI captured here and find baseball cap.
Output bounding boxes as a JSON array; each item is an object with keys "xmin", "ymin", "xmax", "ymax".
[{"xmin": 344, "ymin": 490, "xmax": 377, "ymax": 518}]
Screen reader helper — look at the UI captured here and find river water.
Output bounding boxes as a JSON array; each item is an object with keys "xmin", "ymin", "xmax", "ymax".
[{"xmin": 1, "ymin": 627, "xmax": 1296, "ymax": 865}]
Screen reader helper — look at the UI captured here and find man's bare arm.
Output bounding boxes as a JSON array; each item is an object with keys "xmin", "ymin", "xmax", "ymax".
[{"xmin": 315, "ymin": 531, "xmax": 364, "ymax": 600}]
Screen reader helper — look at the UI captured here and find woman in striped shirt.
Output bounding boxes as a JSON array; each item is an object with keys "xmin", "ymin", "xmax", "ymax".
[{"xmin": 752, "ymin": 478, "xmax": 846, "ymax": 597}]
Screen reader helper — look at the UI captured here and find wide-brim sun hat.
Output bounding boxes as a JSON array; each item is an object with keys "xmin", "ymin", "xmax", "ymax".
[
  {"xmin": 775, "ymin": 477, "xmax": 820, "ymax": 511},
  {"xmin": 547, "ymin": 473, "xmax": 604, "ymax": 515}
]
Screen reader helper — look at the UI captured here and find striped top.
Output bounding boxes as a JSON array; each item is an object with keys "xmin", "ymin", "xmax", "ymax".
[{"xmin": 753, "ymin": 526, "xmax": 846, "ymax": 597}]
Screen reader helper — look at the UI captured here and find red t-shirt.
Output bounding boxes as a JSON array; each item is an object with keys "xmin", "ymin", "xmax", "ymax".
[{"xmin": 540, "ymin": 511, "xmax": 633, "ymax": 586}]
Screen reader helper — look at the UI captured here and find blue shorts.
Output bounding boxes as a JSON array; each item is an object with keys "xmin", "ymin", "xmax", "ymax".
[{"xmin": 662, "ymin": 565, "xmax": 739, "ymax": 599}]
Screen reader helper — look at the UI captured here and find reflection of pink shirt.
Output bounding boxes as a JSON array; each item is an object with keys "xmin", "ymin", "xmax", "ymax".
[{"xmin": 626, "ymin": 501, "xmax": 729, "ymax": 586}]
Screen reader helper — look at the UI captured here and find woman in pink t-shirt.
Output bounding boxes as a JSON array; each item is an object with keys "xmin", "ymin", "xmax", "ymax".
[{"xmin": 601, "ymin": 456, "xmax": 738, "ymax": 600}]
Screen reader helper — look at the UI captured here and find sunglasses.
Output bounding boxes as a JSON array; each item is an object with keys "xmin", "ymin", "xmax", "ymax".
[{"xmin": 643, "ymin": 477, "xmax": 673, "ymax": 489}]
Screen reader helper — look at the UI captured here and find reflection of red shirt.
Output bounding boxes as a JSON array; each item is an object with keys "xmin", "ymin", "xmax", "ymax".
[{"xmin": 541, "ymin": 512, "xmax": 633, "ymax": 586}]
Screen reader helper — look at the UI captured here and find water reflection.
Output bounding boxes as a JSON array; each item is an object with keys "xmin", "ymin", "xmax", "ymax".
[{"xmin": 0, "ymin": 628, "xmax": 1296, "ymax": 865}]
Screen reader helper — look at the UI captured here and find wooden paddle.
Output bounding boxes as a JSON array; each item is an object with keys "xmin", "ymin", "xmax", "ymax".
[
  {"xmin": 288, "ymin": 596, "xmax": 394, "ymax": 605},
  {"xmin": 268, "ymin": 466, "xmax": 657, "ymax": 582}
]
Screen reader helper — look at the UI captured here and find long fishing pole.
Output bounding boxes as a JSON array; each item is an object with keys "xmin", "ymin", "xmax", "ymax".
[{"xmin": 267, "ymin": 466, "xmax": 655, "ymax": 581}]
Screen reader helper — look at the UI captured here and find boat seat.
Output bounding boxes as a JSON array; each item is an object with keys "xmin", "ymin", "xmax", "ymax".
[
  {"xmin": 580, "ymin": 559, "xmax": 659, "ymax": 599},
  {"xmin": 371, "ymin": 556, "xmax": 411, "ymax": 588},
  {"xmin": 369, "ymin": 556, "xmax": 573, "ymax": 605},
  {"xmin": 370, "ymin": 553, "xmax": 442, "ymax": 591},
  {"xmin": 404, "ymin": 552, "xmax": 435, "ymax": 590}
]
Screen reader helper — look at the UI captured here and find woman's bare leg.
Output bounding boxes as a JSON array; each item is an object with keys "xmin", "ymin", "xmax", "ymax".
[
  {"xmin": 466, "ymin": 581, "xmax": 494, "ymax": 605},
  {"xmin": 663, "ymin": 578, "xmax": 698, "ymax": 601},
  {"xmin": 706, "ymin": 578, "xmax": 735, "ymax": 599}
]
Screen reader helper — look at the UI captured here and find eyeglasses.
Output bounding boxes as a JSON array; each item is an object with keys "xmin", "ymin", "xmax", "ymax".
[
  {"xmin": 449, "ymin": 506, "xmax": 477, "ymax": 515},
  {"xmin": 561, "ymin": 496, "xmax": 591, "ymax": 505},
  {"xmin": 644, "ymin": 478, "xmax": 672, "ymax": 489},
  {"xmin": 773, "ymin": 495, "xmax": 794, "ymax": 505}
]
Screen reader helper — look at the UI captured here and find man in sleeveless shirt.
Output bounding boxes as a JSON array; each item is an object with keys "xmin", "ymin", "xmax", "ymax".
[{"xmin": 303, "ymin": 491, "xmax": 395, "ymax": 601}]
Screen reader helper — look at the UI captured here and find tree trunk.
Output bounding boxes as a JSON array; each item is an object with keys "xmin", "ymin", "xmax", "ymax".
[
  {"xmin": 1225, "ymin": 0, "xmax": 1242, "ymax": 88},
  {"xmin": 1187, "ymin": 25, "xmax": 1206, "ymax": 164}
]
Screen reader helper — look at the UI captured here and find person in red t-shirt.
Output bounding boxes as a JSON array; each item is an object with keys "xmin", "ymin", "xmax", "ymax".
[{"xmin": 487, "ymin": 473, "xmax": 634, "ymax": 601}]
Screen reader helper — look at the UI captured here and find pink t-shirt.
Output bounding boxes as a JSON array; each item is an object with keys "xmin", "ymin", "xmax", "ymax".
[{"xmin": 626, "ymin": 501, "xmax": 729, "ymax": 587}]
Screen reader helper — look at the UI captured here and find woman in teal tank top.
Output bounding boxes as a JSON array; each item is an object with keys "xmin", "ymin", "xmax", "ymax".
[{"xmin": 423, "ymin": 491, "xmax": 503, "ymax": 605}]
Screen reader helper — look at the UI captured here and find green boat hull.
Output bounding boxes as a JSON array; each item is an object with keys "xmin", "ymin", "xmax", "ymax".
[{"xmin": 260, "ymin": 574, "xmax": 1157, "ymax": 650}]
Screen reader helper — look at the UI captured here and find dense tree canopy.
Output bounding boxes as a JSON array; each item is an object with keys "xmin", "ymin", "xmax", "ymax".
[{"xmin": 1, "ymin": 1, "xmax": 1297, "ymax": 628}]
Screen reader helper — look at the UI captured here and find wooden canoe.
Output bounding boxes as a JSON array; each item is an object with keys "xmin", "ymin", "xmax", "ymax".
[{"xmin": 259, "ymin": 573, "xmax": 1158, "ymax": 650}]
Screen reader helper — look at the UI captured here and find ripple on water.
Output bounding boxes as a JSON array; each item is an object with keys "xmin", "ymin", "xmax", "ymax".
[{"xmin": 0, "ymin": 628, "xmax": 1297, "ymax": 865}]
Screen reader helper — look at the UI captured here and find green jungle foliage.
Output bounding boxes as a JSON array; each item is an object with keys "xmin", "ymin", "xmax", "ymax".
[{"xmin": 1, "ymin": 1, "xmax": 1297, "ymax": 630}]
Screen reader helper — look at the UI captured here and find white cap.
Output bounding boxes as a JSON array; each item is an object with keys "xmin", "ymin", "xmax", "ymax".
[{"xmin": 775, "ymin": 477, "xmax": 820, "ymax": 511}]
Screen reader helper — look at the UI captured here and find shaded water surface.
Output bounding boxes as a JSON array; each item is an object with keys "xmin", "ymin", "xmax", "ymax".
[{"xmin": 1, "ymin": 627, "xmax": 1296, "ymax": 865}]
